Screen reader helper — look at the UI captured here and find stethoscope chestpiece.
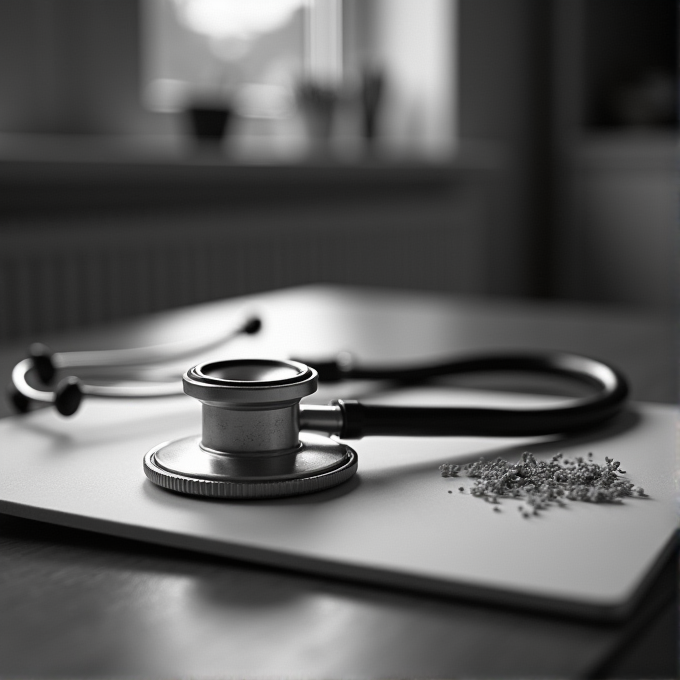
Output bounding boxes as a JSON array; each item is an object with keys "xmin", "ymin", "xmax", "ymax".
[{"xmin": 143, "ymin": 359, "xmax": 358, "ymax": 499}]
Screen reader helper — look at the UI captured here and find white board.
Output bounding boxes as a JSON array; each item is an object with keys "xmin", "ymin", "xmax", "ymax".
[{"xmin": 0, "ymin": 388, "xmax": 676, "ymax": 620}]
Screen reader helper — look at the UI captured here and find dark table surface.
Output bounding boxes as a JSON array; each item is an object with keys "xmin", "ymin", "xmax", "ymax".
[{"xmin": 0, "ymin": 285, "xmax": 677, "ymax": 679}]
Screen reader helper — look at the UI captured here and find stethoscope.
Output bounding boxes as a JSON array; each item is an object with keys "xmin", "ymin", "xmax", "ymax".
[{"xmin": 9, "ymin": 315, "xmax": 629, "ymax": 500}]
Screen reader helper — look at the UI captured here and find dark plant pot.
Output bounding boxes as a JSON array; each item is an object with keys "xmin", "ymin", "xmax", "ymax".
[{"xmin": 186, "ymin": 106, "xmax": 233, "ymax": 141}]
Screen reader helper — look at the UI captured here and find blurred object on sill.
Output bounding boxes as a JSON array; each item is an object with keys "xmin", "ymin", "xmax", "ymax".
[
  {"xmin": 295, "ymin": 79, "xmax": 339, "ymax": 149},
  {"xmin": 359, "ymin": 66, "xmax": 386, "ymax": 149},
  {"xmin": 186, "ymin": 103, "xmax": 234, "ymax": 142}
]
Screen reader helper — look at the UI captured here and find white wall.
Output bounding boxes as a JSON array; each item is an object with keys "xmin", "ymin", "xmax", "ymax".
[{"xmin": 556, "ymin": 133, "xmax": 677, "ymax": 311}]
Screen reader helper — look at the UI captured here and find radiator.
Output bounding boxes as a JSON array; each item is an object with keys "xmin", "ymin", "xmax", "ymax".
[{"xmin": 0, "ymin": 198, "xmax": 478, "ymax": 341}]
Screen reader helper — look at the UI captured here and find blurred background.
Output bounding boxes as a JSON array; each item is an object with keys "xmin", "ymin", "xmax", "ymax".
[{"xmin": 0, "ymin": 0, "xmax": 676, "ymax": 341}]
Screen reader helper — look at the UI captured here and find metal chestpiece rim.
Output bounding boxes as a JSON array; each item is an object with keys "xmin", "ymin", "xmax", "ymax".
[
  {"xmin": 143, "ymin": 358, "xmax": 358, "ymax": 499},
  {"xmin": 183, "ymin": 358, "xmax": 318, "ymax": 406}
]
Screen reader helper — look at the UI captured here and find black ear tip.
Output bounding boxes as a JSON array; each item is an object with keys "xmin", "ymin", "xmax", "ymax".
[
  {"xmin": 29, "ymin": 343, "xmax": 57, "ymax": 384},
  {"xmin": 55, "ymin": 377, "xmax": 83, "ymax": 417},
  {"xmin": 243, "ymin": 317, "xmax": 262, "ymax": 335},
  {"xmin": 7, "ymin": 383, "xmax": 30, "ymax": 414}
]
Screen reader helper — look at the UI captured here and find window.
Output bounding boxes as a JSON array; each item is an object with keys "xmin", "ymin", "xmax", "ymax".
[{"xmin": 142, "ymin": 0, "xmax": 456, "ymax": 159}]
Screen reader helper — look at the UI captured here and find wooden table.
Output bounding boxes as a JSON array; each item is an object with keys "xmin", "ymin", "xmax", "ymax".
[{"xmin": 0, "ymin": 285, "xmax": 676, "ymax": 679}]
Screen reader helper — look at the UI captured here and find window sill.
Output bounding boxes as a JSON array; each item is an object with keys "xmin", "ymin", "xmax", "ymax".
[{"xmin": 0, "ymin": 134, "xmax": 500, "ymax": 215}]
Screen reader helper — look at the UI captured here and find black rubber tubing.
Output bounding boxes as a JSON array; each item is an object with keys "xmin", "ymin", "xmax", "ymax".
[{"xmin": 331, "ymin": 352, "xmax": 629, "ymax": 439}]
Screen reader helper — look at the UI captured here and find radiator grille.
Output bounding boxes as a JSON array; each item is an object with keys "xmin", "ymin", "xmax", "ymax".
[{"xmin": 0, "ymin": 201, "xmax": 477, "ymax": 341}]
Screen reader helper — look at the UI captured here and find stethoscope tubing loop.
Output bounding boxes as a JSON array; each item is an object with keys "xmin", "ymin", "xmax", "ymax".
[{"xmin": 333, "ymin": 351, "xmax": 628, "ymax": 438}]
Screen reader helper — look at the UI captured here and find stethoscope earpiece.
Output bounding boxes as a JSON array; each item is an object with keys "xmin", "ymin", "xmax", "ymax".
[
  {"xmin": 5, "ymin": 343, "xmax": 61, "ymax": 415},
  {"xmin": 29, "ymin": 343, "xmax": 58, "ymax": 384},
  {"xmin": 54, "ymin": 376, "xmax": 83, "ymax": 417},
  {"xmin": 7, "ymin": 381, "xmax": 30, "ymax": 414},
  {"xmin": 241, "ymin": 317, "xmax": 262, "ymax": 335}
]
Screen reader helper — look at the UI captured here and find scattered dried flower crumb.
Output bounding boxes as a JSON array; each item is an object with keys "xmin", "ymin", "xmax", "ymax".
[
  {"xmin": 439, "ymin": 464, "xmax": 461, "ymax": 477},
  {"xmin": 439, "ymin": 451, "xmax": 645, "ymax": 516}
]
